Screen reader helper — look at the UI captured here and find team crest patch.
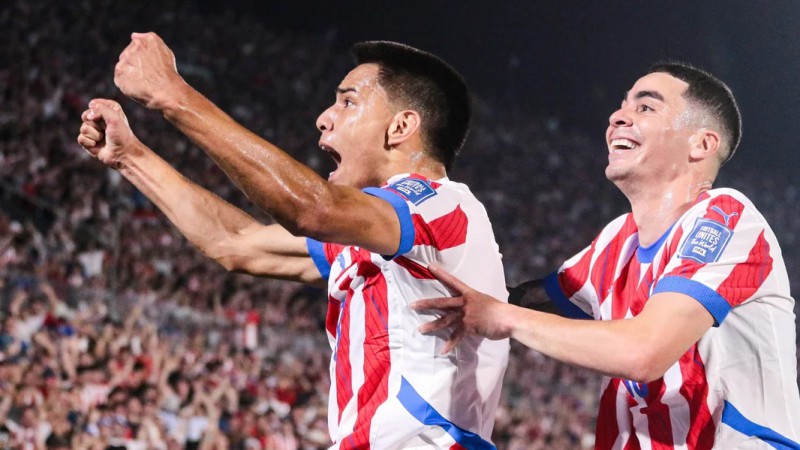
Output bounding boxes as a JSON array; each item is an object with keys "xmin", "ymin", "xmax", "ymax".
[
  {"xmin": 387, "ymin": 178, "xmax": 437, "ymax": 205},
  {"xmin": 679, "ymin": 218, "xmax": 732, "ymax": 264}
]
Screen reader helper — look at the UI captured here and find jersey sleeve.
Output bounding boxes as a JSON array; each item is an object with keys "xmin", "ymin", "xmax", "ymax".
[
  {"xmin": 545, "ymin": 244, "xmax": 597, "ymax": 319},
  {"xmin": 544, "ymin": 214, "xmax": 637, "ymax": 320},
  {"xmin": 305, "ymin": 238, "xmax": 346, "ymax": 281},
  {"xmin": 363, "ymin": 175, "xmax": 469, "ymax": 269},
  {"xmin": 652, "ymin": 193, "xmax": 775, "ymax": 326}
]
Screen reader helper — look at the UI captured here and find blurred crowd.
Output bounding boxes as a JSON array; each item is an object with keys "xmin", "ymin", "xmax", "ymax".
[{"xmin": 1, "ymin": 1, "xmax": 797, "ymax": 449}]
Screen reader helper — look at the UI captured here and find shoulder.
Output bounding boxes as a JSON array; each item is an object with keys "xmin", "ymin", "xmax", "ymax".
[
  {"xmin": 680, "ymin": 188, "xmax": 767, "ymax": 227},
  {"xmin": 695, "ymin": 187, "xmax": 755, "ymax": 207},
  {"xmin": 377, "ymin": 173, "xmax": 483, "ymax": 215},
  {"xmin": 382, "ymin": 173, "xmax": 464, "ymax": 204}
]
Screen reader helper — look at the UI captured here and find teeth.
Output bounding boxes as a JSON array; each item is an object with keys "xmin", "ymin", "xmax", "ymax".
[{"xmin": 611, "ymin": 139, "xmax": 637, "ymax": 150}]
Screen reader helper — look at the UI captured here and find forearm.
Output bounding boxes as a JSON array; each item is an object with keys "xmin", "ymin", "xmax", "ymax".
[
  {"xmin": 117, "ymin": 141, "xmax": 258, "ymax": 262},
  {"xmin": 160, "ymin": 85, "xmax": 336, "ymax": 236},
  {"xmin": 501, "ymin": 305, "xmax": 665, "ymax": 382}
]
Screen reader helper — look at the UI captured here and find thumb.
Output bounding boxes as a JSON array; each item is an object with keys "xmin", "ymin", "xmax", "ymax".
[{"xmin": 428, "ymin": 263, "xmax": 471, "ymax": 296}]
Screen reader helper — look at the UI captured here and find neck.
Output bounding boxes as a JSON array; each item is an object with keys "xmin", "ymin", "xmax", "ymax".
[
  {"xmin": 387, "ymin": 147, "xmax": 447, "ymax": 181},
  {"xmin": 624, "ymin": 177, "xmax": 712, "ymax": 246}
]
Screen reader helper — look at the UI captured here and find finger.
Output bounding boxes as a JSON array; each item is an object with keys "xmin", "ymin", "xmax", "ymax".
[
  {"xmin": 441, "ymin": 327, "xmax": 465, "ymax": 355},
  {"xmin": 428, "ymin": 263, "xmax": 472, "ymax": 296},
  {"xmin": 77, "ymin": 134, "xmax": 98, "ymax": 151},
  {"xmin": 410, "ymin": 297, "xmax": 464, "ymax": 311},
  {"xmin": 81, "ymin": 108, "xmax": 104, "ymax": 125},
  {"xmin": 118, "ymin": 39, "xmax": 140, "ymax": 61},
  {"xmin": 418, "ymin": 311, "xmax": 462, "ymax": 334},
  {"xmin": 80, "ymin": 123, "xmax": 104, "ymax": 142}
]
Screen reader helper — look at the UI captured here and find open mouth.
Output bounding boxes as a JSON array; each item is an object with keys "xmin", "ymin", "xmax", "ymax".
[
  {"xmin": 609, "ymin": 138, "xmax": 640, "ymax": 153},
  {"xmin": 320, "ymin": 144, "xmax": 341, "ymax": 166}
]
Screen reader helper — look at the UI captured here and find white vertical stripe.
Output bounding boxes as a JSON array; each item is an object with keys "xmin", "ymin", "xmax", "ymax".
[
  {"xmin": 628, "ymin": 399, "xmax": 653, "ymax": 450},
  {"xmin": 663, "ymin": 362, "xmax": 690, "ymax": 450},
  {"xmin": 612, "ymin": 381, "xmax": 634, "ymax": 450}
]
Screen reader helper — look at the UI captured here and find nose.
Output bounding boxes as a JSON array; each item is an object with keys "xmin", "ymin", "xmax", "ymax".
[
  {"xmin": 608, "ymin": 107, "xmax": 632, "ymax": 128},
  {"xmin": 316, "ymin": 106, "xmax": 334, "ymax": 132}
]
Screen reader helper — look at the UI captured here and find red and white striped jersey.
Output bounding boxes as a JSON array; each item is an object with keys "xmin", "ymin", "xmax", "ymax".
[
  {"xmin": 546, "ymin": 188, "xmax": 800, "ymax": 449},
  {"xmin": 307, "ymin": 173, "xmax": 509, "ymax": 449}
]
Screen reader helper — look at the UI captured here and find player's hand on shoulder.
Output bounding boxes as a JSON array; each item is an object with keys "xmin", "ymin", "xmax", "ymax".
[
  {"xmin": 114, "ymin": 32, "xmax": 185, "ymax": 111},
  {"xmin": 412, "ymin": 263, "xmax": 513, "ymax": 354},
  {"xmin": 77, "ymin": 98, "xmax": 141, "ymax": 168}
]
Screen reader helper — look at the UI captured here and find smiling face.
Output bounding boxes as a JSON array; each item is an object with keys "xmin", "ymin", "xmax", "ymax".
[
  {"xmin": 315, "ymin": 64, "xmax": 397, "ymax": 188},
  {"xmin": 605, "ymin": 72, "xmax": 699, "ymax": 191}
]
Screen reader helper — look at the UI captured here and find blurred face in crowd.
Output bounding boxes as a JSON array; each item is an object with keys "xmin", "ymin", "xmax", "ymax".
[
  {"xmin": 316, "ymin": 63, "xmax": 397, "ymax": 189},
  {"xmin": 605, "ymin": 72, "xmax": 699, "ymax": 191},
  {"xmin": 20, "ymin": 407, "xmax": 37, "ymax": 427},
  {"xmin": 2, "ymin": 316, "xmax": 18, "ymax": 337}
]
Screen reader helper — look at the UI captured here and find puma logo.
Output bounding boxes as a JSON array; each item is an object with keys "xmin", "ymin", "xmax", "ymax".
[{"xmin": 710, "ymin": 206, "xmax": 738, "ymax": 227}]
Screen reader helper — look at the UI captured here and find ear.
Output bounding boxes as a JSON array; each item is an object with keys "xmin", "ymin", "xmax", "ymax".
[
  {"xmin": 387, "ymin": 110, "xmax": 422, "ymax": 147},
  {"xmin": 689, "ymin": 128, "xmax": 720, "ymax": 162}
]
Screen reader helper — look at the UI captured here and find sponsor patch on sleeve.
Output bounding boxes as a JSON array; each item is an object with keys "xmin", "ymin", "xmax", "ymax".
[
  {"xmin": 387, "ymin": 178, "xmax": 437, "ymax": 205},
  {"xmin": 678, "ymin": 218, "xmax": 732, "ymax": 264}
]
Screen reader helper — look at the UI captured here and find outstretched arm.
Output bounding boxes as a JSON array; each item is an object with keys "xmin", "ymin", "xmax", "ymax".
[
  {"xmin": 413, "ymin": 264, "xmax": 714, "ymax": 383},
  {"xmin": 77, "ymin": 99, "xmax": 322, "ymax": 286},
  {"xmin": 113, "ymin": 32, "xmax": 402, "ymax": 256}
]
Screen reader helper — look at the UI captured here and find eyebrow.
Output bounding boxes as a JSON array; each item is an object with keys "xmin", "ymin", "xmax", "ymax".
[
  {"xmin": 622, "ymin": 89, "xmax": 665, "ymax": 103},
  {"xmin": 336, "ymin": 87, "xmax": 357, "ymax": 95}
]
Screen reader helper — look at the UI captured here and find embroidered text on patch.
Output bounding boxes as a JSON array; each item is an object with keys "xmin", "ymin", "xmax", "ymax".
[
  {"xmin": 679, "ymin": 218, "xmax": 732, "ymax": 264},
  {"xmin": 387, "ymin": 179, "xmax": 437, "ymax": 205}
]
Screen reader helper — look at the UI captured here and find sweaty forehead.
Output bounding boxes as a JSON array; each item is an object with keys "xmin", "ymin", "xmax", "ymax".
[{"xmin": 339, "ymin": 63, "xmax": 384, "ymax": 95}]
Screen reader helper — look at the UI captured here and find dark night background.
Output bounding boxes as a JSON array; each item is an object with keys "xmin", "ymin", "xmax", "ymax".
[{"xmin": 196, "ymin": 0, "xmax": 800, "ymax": 172}]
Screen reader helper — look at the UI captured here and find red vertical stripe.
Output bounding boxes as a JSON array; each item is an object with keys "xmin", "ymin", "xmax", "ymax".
[
  {"xmin": 595, "ymin": 379, "xmax": 622, "ymax": 450},
  {"xmin": 342, "ymin": 255, "xmax": 391, "ymax": 449},
  {"xmin": 325, "ymin": 297, "xmax": 340, "ymax": 338},
  {"xmin": 336, "ymin": 287, "xmax": 354, "ymax": 423},
  {"xmin": 591, "ymin": 215, "xmax": 637, "ymax": 307},
  {"xmin": 678, "ymin": 344, "xmax": 716, "ymax": 449},
  {"xmin": 631, "ymin": 263, "xmax": 652, "ymax": 316},
  {"xmin": 642, "ymin": 379, "xmax": 674, "ymax": 449},
  {"xmin": 334, "ymin": 248, "xmax": 361, "ymax": 423},
  {"xmin": 559, "ymin": 243, "xmax": 596, "ymax": 298}
]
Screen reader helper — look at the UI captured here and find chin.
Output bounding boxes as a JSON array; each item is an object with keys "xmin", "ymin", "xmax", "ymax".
[
  {"xmin": 605, "ymin": 165, "xmax": 621, "ymax": 181},
  {"xmin": 606, "ymin": 169, "xmax": 633, "ymax": 187}
]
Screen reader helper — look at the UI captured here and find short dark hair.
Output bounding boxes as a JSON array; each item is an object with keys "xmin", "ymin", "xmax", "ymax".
[
  {"xmin": 352, "ymin": 41, "xmax": 471, "ymax": 171},
  {"xmin": 649, "ymin": 62, "xmax": 742, "ymax": 164}
]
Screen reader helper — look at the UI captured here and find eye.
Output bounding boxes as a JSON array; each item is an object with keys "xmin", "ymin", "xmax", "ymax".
[
  {"xmin": 638, "ymin": 104, "xmax": 654, "ymax": 113},
  {"xmin": 342, "ymin": 98, "xmax": 354, "ymax": 108}
]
